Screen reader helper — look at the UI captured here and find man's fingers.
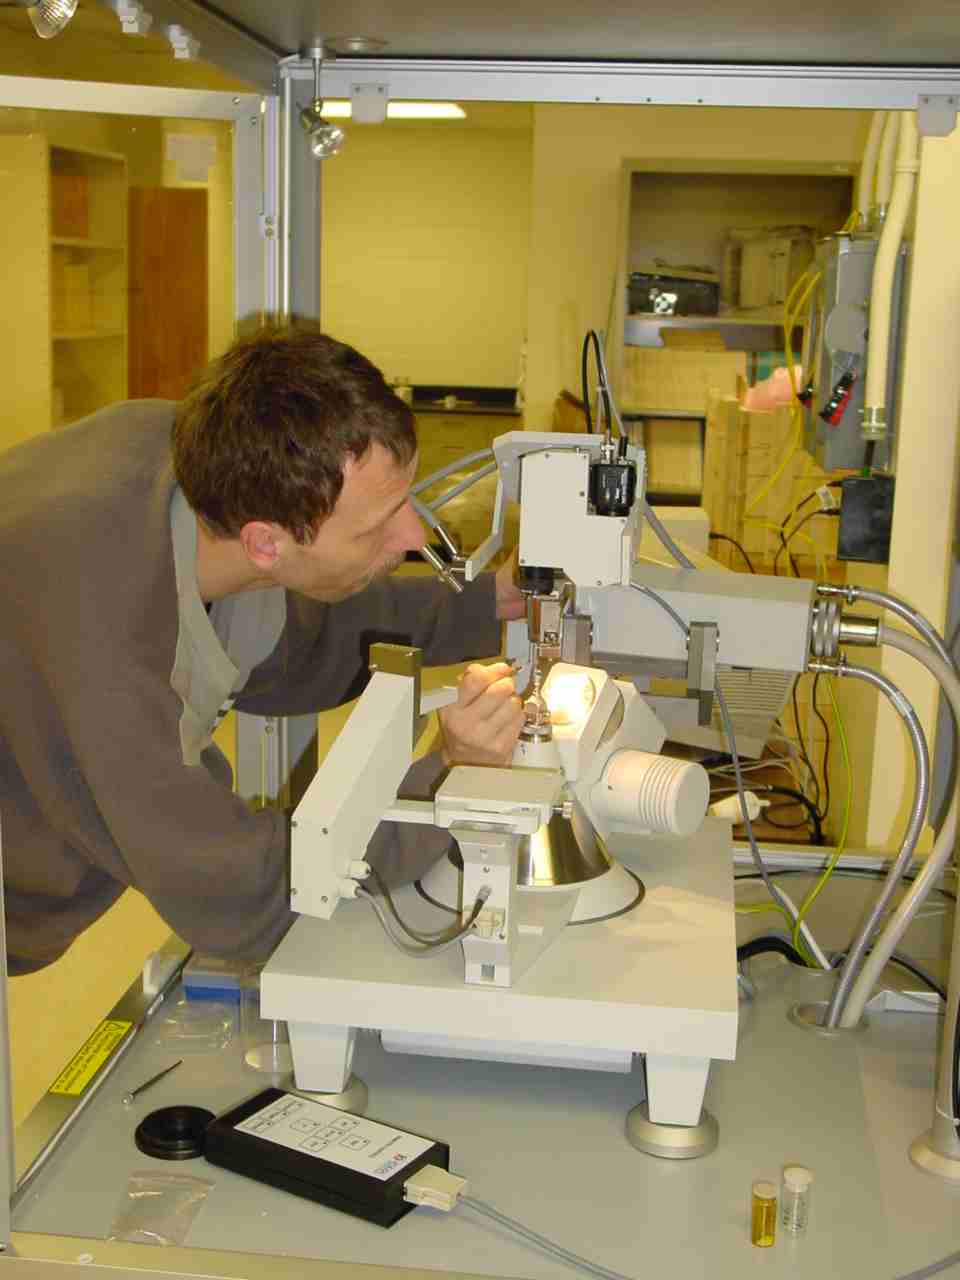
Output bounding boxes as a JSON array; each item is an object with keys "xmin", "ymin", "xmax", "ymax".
[
  {"xmin": 457, "ymin": 661, "xmax": 518, "ymax": 708},
  {"xmin": 483, "ymin": 694, "xmax": 525, "ymax": 737}
]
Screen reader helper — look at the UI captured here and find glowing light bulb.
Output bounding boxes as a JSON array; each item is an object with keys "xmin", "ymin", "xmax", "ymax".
[{"xmin": 544, "ymin": 672, "xmax": 596, "ymax": 726}]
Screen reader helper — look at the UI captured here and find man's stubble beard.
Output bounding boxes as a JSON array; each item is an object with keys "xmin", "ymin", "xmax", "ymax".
[{"xmin": 326, "ymin": 550, "xmax": 408, "ymax": 604}]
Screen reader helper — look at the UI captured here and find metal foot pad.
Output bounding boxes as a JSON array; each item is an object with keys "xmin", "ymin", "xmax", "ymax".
[
  {"xmin": 625, "ymin": 1102, "xmax": 719, "ymax": 1160},
  {"xmin": 909, "ymin": 1131, "xmax": 960, "ymax": 1182},
  {"xmin": 788, "ymin": 1001, "xmax": 868, "ymax": 1037}
]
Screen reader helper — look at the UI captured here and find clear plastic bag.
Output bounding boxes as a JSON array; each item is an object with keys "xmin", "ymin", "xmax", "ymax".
[
  {"xmin": 106, "ymin": 1171, "xmax": 214, "ymax": 1246},
  {"xmin": 153, "ymin": 994, "xmax": 235, "ymax": 1053}
]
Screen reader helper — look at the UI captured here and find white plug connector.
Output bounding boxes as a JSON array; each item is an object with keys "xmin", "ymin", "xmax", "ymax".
[
  {"xmin": 816, "ymin": 484, "xmax": 838, "ymax": 511},
  {"xmin": 404, "ymin": 1165, "xmax": 468, "ymax": 1211},
  {"xmin": 709, "ymin": 792, "xmax": 764, "ymax": 823}
]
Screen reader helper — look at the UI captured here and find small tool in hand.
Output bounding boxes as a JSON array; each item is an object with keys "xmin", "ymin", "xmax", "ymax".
[{"xmin": 121, "ymin": 1060, "xmax": 183, "ymax": 1107}]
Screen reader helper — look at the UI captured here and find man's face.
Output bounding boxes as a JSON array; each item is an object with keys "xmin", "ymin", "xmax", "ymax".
[
  {"xmin": 263, "ymin": 442, "xmax": 424, "ymax": 601},
  {"xmin": 267, "ymin": 444, "xmax": 425, "ymax": 603}
]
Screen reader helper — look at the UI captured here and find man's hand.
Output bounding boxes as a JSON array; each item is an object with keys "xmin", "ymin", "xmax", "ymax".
[
  {"xmin": 495, "ymin": 548, "xmax": 525, "ymax": 621},
  {"xmin": 439, "ymin": 661, "xmax": 525, "ymax": 767}
]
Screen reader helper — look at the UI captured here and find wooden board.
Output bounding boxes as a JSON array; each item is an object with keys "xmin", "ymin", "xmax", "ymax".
[
  {"xmin": 702, "ymin": 395, "xmax": 838, "ymax": 571},
  {"xmin": 643, "ymin": 417, "xmax": 703, "ymax": 495},
  {"xmin": 128, "ymin": 186, "xmax": 208, "ymax": 401},
  {"xmin": 621, "ymin": 346, "xmax": 747, "ymax": 415}
]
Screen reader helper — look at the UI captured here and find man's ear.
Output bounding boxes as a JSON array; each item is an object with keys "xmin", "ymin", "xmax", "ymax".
[{"xmin": 239, "ymin": 520, "xmax": 284, "ymax": 572}]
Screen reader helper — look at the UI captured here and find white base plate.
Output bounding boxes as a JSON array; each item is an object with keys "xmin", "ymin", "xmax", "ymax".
[{"xmin": 264, "ymin": 820, "xmax": 738, "ymax": 1126}]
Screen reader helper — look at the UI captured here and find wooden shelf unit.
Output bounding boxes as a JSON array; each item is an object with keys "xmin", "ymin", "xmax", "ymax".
[{"xmin": 0, "ymin": 136, "xmax": 128, "ymax": 449}]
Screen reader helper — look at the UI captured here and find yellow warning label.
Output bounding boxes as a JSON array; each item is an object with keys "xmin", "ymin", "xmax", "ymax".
[{"xmin": 48, "ymin": 1019, "xmax": 133, "ymax": 1097}]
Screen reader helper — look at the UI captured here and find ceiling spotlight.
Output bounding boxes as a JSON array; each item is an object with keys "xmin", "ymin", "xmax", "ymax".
[
  {"xmin": 299, "ymin": 52, "xmax": 345, "ymax": 159},
  {"xmin": 323, "ymin": 35, "xmax": 388, "ymax": 56},
  {"xmin": 2, "ymin": 0, "xmax": 78, "ymax": 38}
]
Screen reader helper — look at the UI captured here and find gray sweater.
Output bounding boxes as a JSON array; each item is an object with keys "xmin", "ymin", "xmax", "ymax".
[{"xmin": 0, "ymin": 402, "xmax": 501, "ymax": 973}]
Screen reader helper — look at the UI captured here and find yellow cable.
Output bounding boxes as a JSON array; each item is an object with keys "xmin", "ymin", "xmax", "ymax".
[
  {"xmin": 783, "ymin": 272, "xmax": 822, "ymax": 399},
  {"xmin": 743, "ymin": 409, "xmax": 804, "ymax": 517},
  {"xmin": 743, "ymin": 270, "xmax": 822, "ymax": 518},
  {"xmin": 743, "ymin": 517, "xmax": 817, "ymax": 553},
  {"xmin": 791, "ymin": 679, "xmax": 852, "ymax": 951}
]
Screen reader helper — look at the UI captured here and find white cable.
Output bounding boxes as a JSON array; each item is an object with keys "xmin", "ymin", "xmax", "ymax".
[
  {"xmin": 356, "ymin": 886, "xmax": 489, "ymax": 958},
  {"xmin": 461, "ymin": 1195, "xmax": 635, "ymax": 1280},
  {"xmin": 856, "ymin": 109, "xmax": 887, "ymax": 222},
  {"xmin": 896, "ymin": 1247, "xmax": 960, "ymax": 1280},
  {"xmin": 411, "ymin": 448, "xmax": 494, "ymax": 497},
  {"xmin": 838, "ymin": 626, "xmax": 960, "ymax": 1027},
  {"xmin": 428, "ymin": 461, "xmax": 498, "ymax": 510},
  {"xmin": 874, "ymin": 110, "xmax": 901, "ymax": 211},
  {"xmin": 864, "ymin": 112, "xmax": 918, "ymax": 422},
  {"xmin": 593, "ymin": 336, "xmax": 626, "ymax": 436},
  {"xmin": 634, "ymin": 584, "xmax": 830, "ymax": 968},
  {"xmin": 367, "ymin": 866, "xmax": 478, "ymax": 944}
]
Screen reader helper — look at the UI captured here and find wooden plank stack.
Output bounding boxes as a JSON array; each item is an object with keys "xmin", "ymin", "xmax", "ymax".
[{"xmin": 703, "ymin": 395, "xmax": 838, "ymax": 572}]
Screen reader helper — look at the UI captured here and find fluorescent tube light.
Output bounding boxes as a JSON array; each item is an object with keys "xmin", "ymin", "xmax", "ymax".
[{"xmin": 321, "ymin": 102, "xmax": 466, "ymax": 121}]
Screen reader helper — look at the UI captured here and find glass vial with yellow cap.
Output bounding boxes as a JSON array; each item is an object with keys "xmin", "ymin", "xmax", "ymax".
[{"xmin": 751, "ymin": 1180, "xmax": 777, "ymax": 1247}]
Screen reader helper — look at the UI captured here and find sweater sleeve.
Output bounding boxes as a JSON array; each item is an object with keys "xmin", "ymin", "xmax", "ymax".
[
  {"xmin": 235, "ymin": 570, "xmax": 502, "ymax": 717},
  {"xmin": 8, "ymin": 641, "xmax": 299, "ymax": 966},
  {"xmin": 364, "ymin": 750, "xmax": 453, "ymax": 887}
]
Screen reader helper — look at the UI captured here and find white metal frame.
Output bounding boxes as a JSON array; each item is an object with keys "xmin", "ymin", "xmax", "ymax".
[
  {"xmin": 293, "ymin": 55, "xmax": 960, "ymax": 112},
  {"xmin": 0, "ymin": 75, "xmax": 279, "ymax": 321}
]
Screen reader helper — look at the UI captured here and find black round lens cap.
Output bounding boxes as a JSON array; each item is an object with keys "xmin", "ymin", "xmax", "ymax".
[{"xmin": 134, "ymin": 1105, "xmax": 214, "ymax": 1161}]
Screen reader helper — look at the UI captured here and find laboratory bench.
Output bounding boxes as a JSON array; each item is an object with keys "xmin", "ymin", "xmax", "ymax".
[{"xmin": 6, "ymin": 862, "xmax": 960, "ymax": 1280}]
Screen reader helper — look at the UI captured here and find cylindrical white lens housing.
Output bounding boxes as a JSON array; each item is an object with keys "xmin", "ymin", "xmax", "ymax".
[{"xmin": 591, "ymin": 750, "xmax": 709, "ymax": 837}]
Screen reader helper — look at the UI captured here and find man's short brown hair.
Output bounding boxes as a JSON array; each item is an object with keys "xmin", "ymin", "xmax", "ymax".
[{"xmin": 172, "ymin": 324, "xmax": 417, "ymax": 543}]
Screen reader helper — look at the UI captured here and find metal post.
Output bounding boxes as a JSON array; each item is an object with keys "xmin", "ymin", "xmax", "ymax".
[
  {"xmin": 0, "ymin": 819, "xmax": 14, "ymax": 1251},
  {"xmin": 909, "ymin": 890, "xmax": 960, "ymax": 1177}
]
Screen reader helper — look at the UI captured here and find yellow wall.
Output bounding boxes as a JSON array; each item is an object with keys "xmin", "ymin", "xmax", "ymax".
[
  {"xmin": 320, "ymin": 121, "xmax": 532, "ymax": 388},
  {"xmin": 861, "ymin": 128, "xmax": 960, "ymax": 846},
  {"xmin": 524, "ymin": 105, "xmax": 871, "ymax": 429}
]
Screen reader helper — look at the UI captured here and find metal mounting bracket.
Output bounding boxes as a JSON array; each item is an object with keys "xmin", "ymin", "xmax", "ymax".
[
  {"xmin": 917, "ymin": 95, "xmax": 958, "ymax": 137},
  {"xmin": 351, "ymin": 82, "xmax": 389, "ymax": 123},
  {"xmin": 686, "ymin": 621, "xmax": 718, "ymax": 726}
]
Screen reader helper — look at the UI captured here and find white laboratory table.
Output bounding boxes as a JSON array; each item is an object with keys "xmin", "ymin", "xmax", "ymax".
[{"xmin": 7, "ymin": 856, "xmax": 960, "ymax": 1280}]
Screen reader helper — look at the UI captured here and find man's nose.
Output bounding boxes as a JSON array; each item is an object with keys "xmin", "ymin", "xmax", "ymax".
[{"xmin": 389, "ymin": 500, "xmax": 427, "ymax": 553}]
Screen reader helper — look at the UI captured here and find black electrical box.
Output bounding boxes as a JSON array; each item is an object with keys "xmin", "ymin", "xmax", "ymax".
[
  {"xmin": 204, "ymin": 1088, "xmax": 449, "ymax": 1228},
  {"xmin": 837, "ymin": 474, "xmax": 895, "ymax": 564},
  {"xmin": 628, "ymin": 266, "xmax": 720, "ymax": 316}
]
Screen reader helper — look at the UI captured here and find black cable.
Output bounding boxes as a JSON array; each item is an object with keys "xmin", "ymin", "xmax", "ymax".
[
  {"xmin": 832, "ymin": 949, "xmax": 947, "ymax": 1003},
  {"xmin": 762, "ymin": 804, "xmax": 815, "ymax": 831},
  {"xmin": 580, "ymin": 332, "xmax": 593, "ymax": 433},
  {"xmin": 708, "ymin": 532, "xmax": 756, "ymax": 573},
  {"xmin": 791, "ymin": 677, "xmax": 822, "ymax": 816},
  {"xmin": 775, "ymin": 491, "xmax": 817, "ymax": 578},
  {"xmin": 772, "ymin": 480, "xmax": 844, "ymax": 580},
  {"xmin": 580, "ymin": 330, "xmax": 611, "ymax": 436},
  {"xmin": 737, "ymin": 935, "xmax": 806, "ymax": 966},
  {"xmin": 773, "ymin": 508, "xmax": 837, "ymax": 576},
  {"xmin": 776, "ymin": 480, "xmax": 844, "ymax": 536},
  {"xmin": 810, "ymin": 673, "xmax": 832, "ymax": 825},
  {"xmin": 888, "ymin": 955, "xmax": 947, "ymax": 1004},
  {"xmin": 864, "ymin": 441, "xmax": 876, "ymax": 472}
]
